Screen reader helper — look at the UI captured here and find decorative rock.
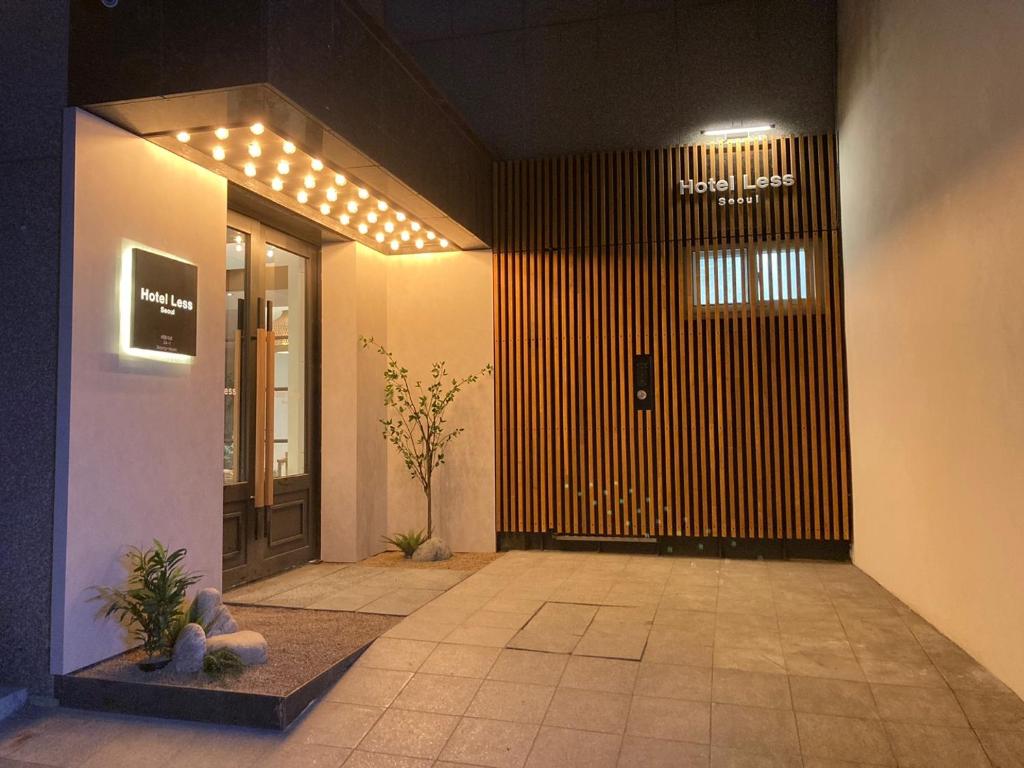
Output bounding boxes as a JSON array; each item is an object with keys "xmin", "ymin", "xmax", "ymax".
[
  {"xmin": 206, "ymin": 630, "xmax": 268, "ymax": 666},
  {"xmin": 171, "ymin": 623, "xmax": 207, "ymax": 673},
  {"xmin": 194, "ymin": 587, "xmax": 238, "ymax": 637},
  {"xmin": 412, "ymin": 537, "xmax": 452, "ymax": 562}
]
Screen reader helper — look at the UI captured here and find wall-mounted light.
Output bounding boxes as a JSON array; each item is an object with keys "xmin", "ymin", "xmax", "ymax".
[{"xmin": 701, "ymin": 124, "xmax": 774, "ymax": 139}]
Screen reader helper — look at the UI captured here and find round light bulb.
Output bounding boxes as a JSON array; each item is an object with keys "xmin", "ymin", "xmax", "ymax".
[
  {"xmin": 395, "ymin": 211, "xmax": 406, "ymax": 222},
  {"xmin": 282, "ymin": 141, "xmax": 296, "ymax": 154},
  {"xmin": 410, "ymin": 221, "xmax": 421, "ymax": 232},
  {"xmin": 297, "ymin": 190, "xmax": 308, "ymax": 204},
  {"xmin": 325, "ymin": 187, "xmax": 338, "ymax": 202},
  {"xmin": 367, "ymin": 211, "xmax": 378, "ymax": 224},
  {"xmin": 377, "ymin": 200, "xmax": 388, "ymax": 212},
  {"xmin": 375, "ymin": 232, "xmax": 385, "ymax": 243},
  {"xmin": 335, "ymin": 173, "xmax": 347, "ymax": 186},
  {"xmin": 383, "ymin": 221, "xmax": 394, "ymax": 233},
  {"xmin": 243, "ymin": 162, "xmax": 256, "ymax": 177},
  {"xmin": 277, "ymin": 160, "xmax": 290, "ymax": 175},
  {"xmin": 357, "ymin": 223, "xmax": 369, "ymax": 234},
  {"xmin": 311, "ymin": 158, "xmax": 324, "ymax": 171},
  {"xmin": 339, "ymin": 214, "xmax": 351, "ymax": 225},
  {"xmin": 212, "ymin": 146, "xmax": 226, "ymax": 161},
  {"xmin": 214, "ymin": 127, "xmax": 229, "ymax": 141},
  {"xmin": 248, "ymin": 141, "xmax": 261, "ymax": 158},
  {"xmin": 271, "ymin": 177, "xmax": 284, "ymax": 191},
  {"xmin": 267, "ymin": 248, "xmax": 274, "ymax": 259},
  {"xmin": 415, "ymin": 238, "xmax": 424, "ymax": 249},
  {"xmin": 319, "ymin": 203, "xmax": 331, "ymax": 215},
  {"xmin": 346, "ymin": 201, "xmax": 358, "ymax": 214},
  {"xmin": 176, "ymin": 131, "xmax": 190, "ymax": 143},
  {"xmin": 426, "ymin": 231, "xmax": 436, "ymax": 240},
  {"xmin": 400, "ymin": 231, "xmax": 410, "ymax": 241},
  {"xmin": 439, "ymin": 238, "xmax": 449, "ymax": 248},
  {"xmin": 357, "ymin": 187, "xmax": 369, "ymax": 200},
  {"xmin": 249, "ymin": 122, "xmax": 265, "ymax": 135},
  {"xmin": 390, "ymin": 239, "xmax": 400, "ymax": 251},
  {"xmin": 304, "ymin": 174, "xmax": 316, "ymax": 189}
]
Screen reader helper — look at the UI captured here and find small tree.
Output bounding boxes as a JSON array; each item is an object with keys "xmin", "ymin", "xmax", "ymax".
[{"xmin": 362, "ymin": 337, "xmax": 492, "ymax": 539}]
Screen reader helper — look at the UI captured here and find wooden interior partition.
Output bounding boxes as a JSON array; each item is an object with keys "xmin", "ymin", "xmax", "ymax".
[{"xmin": 493, "ymin": 135, "xmax": 851, "ymax": 545}]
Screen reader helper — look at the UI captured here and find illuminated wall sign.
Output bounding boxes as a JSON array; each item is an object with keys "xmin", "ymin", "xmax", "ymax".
[
  {"xmin": 679, "ymin": 173, "xmax": 795, "ymax": 206},
  {"xmin": 120, "ymin": 247, "xmax": 198, "ymax": 361}
]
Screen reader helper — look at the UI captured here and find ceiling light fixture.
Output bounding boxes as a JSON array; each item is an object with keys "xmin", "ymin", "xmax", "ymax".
[
  {"xmin": 214, "ymin": 127, "xmax": 229, "ymax": 141},
  {"xmin": 249, "ymin": 122, "xmax": 265, "ymax": 135},
  {"xmin": 701, "ymin": 124, "xmax": 774, "ymax": 138}
]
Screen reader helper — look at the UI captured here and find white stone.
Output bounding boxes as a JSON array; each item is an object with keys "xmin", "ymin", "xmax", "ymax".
[
  {"xmin": 194, "ymin": 587, "xmax": 238, "ymax": 637},
  {"xmin": 171, "ymin": 623, "xmax": 206, "ymax": 673},
  {"xmin": 206, "ymin": 630, "xmax": 268, "ymax": 666},
  {"xmin": 412, "ymin": 537, "xmax": 452, "ymax": 562}
]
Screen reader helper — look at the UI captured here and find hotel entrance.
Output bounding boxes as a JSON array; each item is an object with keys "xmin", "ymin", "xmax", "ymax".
[{"xmin": 222, "ymin": 211, "xmax": 320, "ymax": 587}]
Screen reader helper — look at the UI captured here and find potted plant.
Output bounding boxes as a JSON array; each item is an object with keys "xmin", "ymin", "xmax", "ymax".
[
  {"xmin": 362, "ymin": 337, "xmax": 492, "ymax": 548},
  {"xmin": 95, "ymin": 540, "xmax": 202, "ymax": 671}
]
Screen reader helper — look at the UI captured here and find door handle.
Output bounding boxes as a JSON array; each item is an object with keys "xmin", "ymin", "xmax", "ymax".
[{"xmin": 263, "ymin": 300, "xmax": 275, "ymax": 511}]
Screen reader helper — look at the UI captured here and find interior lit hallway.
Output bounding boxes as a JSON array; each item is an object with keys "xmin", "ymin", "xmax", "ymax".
[{"xmin": 4, "ymin": 551, "xmax": 1023, "ymax": 767}]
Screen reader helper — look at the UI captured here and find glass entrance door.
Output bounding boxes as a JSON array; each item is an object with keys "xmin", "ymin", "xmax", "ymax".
[{"xmin": 223, "ymin": 212, "xmax": 319, "ymax": 587}]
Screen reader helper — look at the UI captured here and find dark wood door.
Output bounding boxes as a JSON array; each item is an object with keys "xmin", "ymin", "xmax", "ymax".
[{"xmin": 223, "ymin": 213, "xmax": 320, "ymax": 588}]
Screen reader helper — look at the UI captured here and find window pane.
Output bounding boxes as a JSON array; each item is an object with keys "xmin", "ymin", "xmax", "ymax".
[
  {"xmin": 224, "ymin": 228, "xmax": 247, "ymax": 484},
  {"xmin": 694, "ymin": 249, "xmax": 746, "ymax": 305},
  {"xmin": 266, "ymin": 243, "xmax": 306, "ymax": 478},
  {"xmin": 758, "ymin": 247, "xmax": 808, "ymax": 301}
]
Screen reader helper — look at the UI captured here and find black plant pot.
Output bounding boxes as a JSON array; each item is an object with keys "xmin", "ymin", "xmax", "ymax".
[{"xmin": 138, "ymin": 657, "xmax": 171, "ymax": 672}]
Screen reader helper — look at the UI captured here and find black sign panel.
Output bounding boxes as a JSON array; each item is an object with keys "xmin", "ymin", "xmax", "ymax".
[
  {"xmin": 130, "ymin": 248, "xmax": 198, "ymax": 356},
  {"xmin": 634, "ymin": 353, "xmax": 654, "ymax": 411}
]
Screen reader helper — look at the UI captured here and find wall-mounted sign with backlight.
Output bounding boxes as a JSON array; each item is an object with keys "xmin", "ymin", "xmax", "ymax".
[{"xmin": 121, "ymin": 247, "xmax": 198, "ymax": 360}]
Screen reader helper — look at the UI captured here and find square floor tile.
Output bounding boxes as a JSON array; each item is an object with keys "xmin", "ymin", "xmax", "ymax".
[
  {"xmin": 560, "ymin": 656, "xmax": 640, "ymax": 695},
  {"xmin": 445, "ymin": 624, "xmax": 520, "ymax": 647},
  {"xmin": 714, "ymin": 647, "xmax": 787, "ymax": 676},
  {"xmin": 294, "ymin": 702, "xmax": 384, "ymax": 749},
  {"xmin": 710, "ymin": 703, "xmax": 798, "ymax": 757},
  {"xmin": 956, "ymin": 689, "xmax": 1024, "ymax": 731},
  {"xmin": 342, "ymin": 751, "xmax": 432, "ymax": 768},
  {"xmin": 384, "ymin": 618, "xmax": 459, "ymax": 642},
  {"xmin": 858, "ymin": 657, "xmax": 945, "ymax": 688},
  {"xmin": 254, "ymin": 742, "xmax": 352, "ymax": 768},
  {"xmin": 359, "ymin": 589, "xmax": 444, "ymax": 616},
  {"xmin": 795, "ymin": 712, "xmax": 894, "ymax": 765},
  {"xmin": 325, "ymin": 667, "xmax": 413, "ymax": 707},
  {"xmin": 357, "ymin": 708, "xmax": 458, "ymax": 760},
  {"xmin": 525, "ymin": 726, "xmax": 621, "ymax": 768},
  {"xmin": 785, "ymin": 651, "xmax": 864, "ymax": 682},
  {"xmin": 391, "ymin": 672, "xmax": 482, "ymax": 715},
  {"xmin": 508, "ymin": 628, "xmax": 580, "ymax": 654},
  {"xmin": 789, "ymin": 677, "xmax": 877, "ymax": 720},
  {"xmin": 420, "ymin": 643, "xmax": 501, "ymax": 678},
  {"xmin": 635, "ymin": 662, "xmax": 712, "ymax": 702},
  {"xmin": 884, "ymin": 721, "xmax": 991, "ymax": 768},
  {"xmin": 356, "ymin": 639, "xmax": 436, "ymax": 672},
  {"xmin": 544, "ymin": 687, "xmax": 631, "ymax": 734},
  {"xmin": 438, "ymin": 717, "xmax": 539, "ymax": 768},
  {"xmin": 871, "ymin": 684, "xmax": 968, "ymax": 727},
  {"xmin": 488, "ymin": 649, "xmax": 569, "ymax": 686},
  {"xmin": 710, "ymin": 746, "xmax": 803, "ymax": 767},
  {"xmin": 617, "ymin": 735, "xmax": 709, "ymax": 767},
  {"xmin": 466, "ymin": 680, "xmax": 556, "ymax": 724},
  {"xmin": 627, "ymin": 695, "xmax": 711, "ymax": 744},
  {"xmin": 573, "ymin": 624, "xmax": 650, "ymax": 660},
  {"xmin": 711, "ymin": 669, "xmax": 792, "ymax": 710}
]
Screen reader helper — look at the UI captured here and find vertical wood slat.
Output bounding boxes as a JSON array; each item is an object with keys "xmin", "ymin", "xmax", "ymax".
[{"xmin": 493, "ymin": 135, "xmax": 851, "ymax": 543}]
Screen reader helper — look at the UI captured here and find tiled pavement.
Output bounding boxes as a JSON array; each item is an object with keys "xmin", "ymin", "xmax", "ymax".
[
  {"xmin": 225, "ymin": 562, "xmax": 472, "ymax": 616},
  {"xmin": 3, "ymin": 551, "xmax": 1024, "ymax": 767}
]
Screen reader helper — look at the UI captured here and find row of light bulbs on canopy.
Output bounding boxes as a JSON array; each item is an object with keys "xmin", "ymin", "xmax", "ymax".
[{"xmin": 176, "ymin": 122, "xmax": 450, "ymax": 253}]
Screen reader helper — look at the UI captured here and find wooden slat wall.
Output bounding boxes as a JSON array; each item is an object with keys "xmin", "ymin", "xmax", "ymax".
[{"xmin": 493, "ymin": 135, "xmax": 851, "ymax": 541}]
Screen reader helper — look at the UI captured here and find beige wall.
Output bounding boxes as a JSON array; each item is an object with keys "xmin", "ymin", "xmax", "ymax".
[
  {"xmin": 321, "ymin": 247, "xmax": 496, "ymax": 559},
  {"xmin": 385, "ymin": 250, "xmax": 496, "ymax": 553},
  {"xmin": 52, "ymin": 111, "xmax": 226, "ymax": 673},
  {"xmin": 839, "ymin": 0, "xmax": 1024, "ymax": 698}
]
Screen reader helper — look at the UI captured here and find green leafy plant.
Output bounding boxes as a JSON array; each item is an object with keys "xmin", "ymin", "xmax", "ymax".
[
  {"xmin": 95, "ymin": 541, "xmax": 202, "ymax": 659},
  {"xmin": 382, "ymin": 529, "xmax": 427, "ymax": 558},
  {"xmin": 203, "ymin": 648, "xmax": 244, "ymax": 678},
  {"xmin": 361, "ymin": 336, "xmax": 492, "ymax": 538}
]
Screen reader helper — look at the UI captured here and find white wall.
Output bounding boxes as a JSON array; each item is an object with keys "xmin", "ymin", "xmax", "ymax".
[
  {"xmin": 839, "ymin": 0, "xmax": 1024, "ymax": 698},
  {"xmin": 321, "ymin": 247, "xmax": 496, "ymax": 559},
  {"xmin": 52, "ymin": 110, "xmax": 226, "ymax": 673}
]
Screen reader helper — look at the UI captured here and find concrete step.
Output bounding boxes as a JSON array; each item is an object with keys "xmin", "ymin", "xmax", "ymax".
[{"xmin": 0, "ymin": 686, "xmax": 28, "ymax": 721}]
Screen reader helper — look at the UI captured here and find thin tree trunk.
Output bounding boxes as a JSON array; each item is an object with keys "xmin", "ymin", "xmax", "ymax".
[{"xmin": 426, "ymin": 481, "xmax": 433, "ymax": 539}]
